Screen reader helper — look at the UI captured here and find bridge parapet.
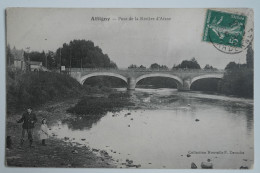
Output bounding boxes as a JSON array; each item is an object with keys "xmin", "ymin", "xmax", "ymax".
[{"xmin": 69, "ymin": 68, "xmax": 224, "ymax": 79}]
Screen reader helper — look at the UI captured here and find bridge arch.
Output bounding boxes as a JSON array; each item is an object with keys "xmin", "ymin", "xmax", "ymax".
[
  {"xmin": 135, "ymin": 73, "xmax": 183, "ymax": 88},
  {"xmin": 80, "ymin": 72, "xmax": 128, "ymax": 85},
  {"xmin": 190, "ymin": 74, "xmax": 224, "ymax": 86}
]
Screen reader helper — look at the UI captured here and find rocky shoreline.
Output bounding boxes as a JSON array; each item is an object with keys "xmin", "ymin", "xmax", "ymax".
[{"xmin": 5, "ymin": 97, "xmax": 116, "ymax": 168}]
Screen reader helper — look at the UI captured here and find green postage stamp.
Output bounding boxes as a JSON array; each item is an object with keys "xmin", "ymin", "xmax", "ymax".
[{"xmin": 203, "ymin": 9, "xmax": 247, "ymax": 48}]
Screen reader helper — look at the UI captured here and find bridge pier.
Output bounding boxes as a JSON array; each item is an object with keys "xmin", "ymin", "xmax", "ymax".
[
  {"xmin": 127, "ymin": 77, "xmax": 136, "ymax": 90},
  {"xmin": 178, "ymin": 79, "xmax": 191, "ymax": 91}
]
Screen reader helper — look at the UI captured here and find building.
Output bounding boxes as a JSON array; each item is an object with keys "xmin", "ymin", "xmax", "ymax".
[
  {"xmin": 29, "ymin": 61, "xmax": 42, "ymax": 71},
  {"xmin": 28, "ymin": 61, "xmax": 49, "ymax": 72}
]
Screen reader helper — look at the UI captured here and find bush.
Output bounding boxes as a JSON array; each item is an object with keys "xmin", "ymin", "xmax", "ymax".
[{"xmin": 218, "ymin": 68, "xmax": 253, "ymax": 98}]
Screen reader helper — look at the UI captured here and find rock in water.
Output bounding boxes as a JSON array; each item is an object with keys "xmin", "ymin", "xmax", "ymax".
[
  {"xmin": 195, "ymin": 119, "xmax": 200, "ymax": 122},
  {"xmin": 240, "ymin": 166, "xmax": 248, "ymax": 169},
  {"xmin": 71, "ymin": 150, "xmax": 78, "ymax": 154},
  {"xmin": 191, "ymin": 162, "xmax": 197, "ymax": 169},
  {"xmin": 201, "ymin": 162, "xmax": 213, "ymax": 169},
  {"xmin": 187, "ymin": 154, "xmax": 191, "ymax": 157},
  {"xmin": 136, "ymin": 164, "xmax": 141, "ymax": 168}
]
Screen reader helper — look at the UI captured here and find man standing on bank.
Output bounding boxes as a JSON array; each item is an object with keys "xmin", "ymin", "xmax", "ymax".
[{"xmin": 17, "ymin": 107, "xmax": 37, "ymax": 148}]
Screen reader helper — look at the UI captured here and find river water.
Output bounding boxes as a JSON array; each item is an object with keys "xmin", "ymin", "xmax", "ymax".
[{"xmin": 50, "ymin": 88, "xmax": 254, "ymax": 169}]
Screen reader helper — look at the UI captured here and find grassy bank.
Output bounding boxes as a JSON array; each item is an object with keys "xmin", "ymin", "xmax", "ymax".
[{"xmin": 6, "ymin": 67, "xmax": 113, "ymax": 114}]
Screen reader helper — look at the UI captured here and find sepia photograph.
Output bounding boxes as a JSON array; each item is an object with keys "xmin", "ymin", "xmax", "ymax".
[{"xmin": 5, "ymin": 8, "xmax": 254, "ymax": 169}]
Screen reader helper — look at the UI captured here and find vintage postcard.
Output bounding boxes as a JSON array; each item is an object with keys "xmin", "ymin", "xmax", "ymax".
[{"xmin": 5, "ymin": 8, "xmax": 254, "ymax": 169}]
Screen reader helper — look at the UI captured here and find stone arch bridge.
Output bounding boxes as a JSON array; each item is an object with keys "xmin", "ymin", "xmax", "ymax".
[{"xmin": 68, "ymin": 68, "xmax": 224, "ymax": 91}]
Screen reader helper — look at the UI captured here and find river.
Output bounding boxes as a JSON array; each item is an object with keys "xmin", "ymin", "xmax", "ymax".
[{"xmin": 49, "ymin": 88, "xmax": 254, "ymax": 169}]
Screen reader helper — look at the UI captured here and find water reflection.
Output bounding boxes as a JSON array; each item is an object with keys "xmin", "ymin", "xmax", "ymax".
[{"xmin": 62, "ymin": 117, "xmax": 101, "ymax": 130}]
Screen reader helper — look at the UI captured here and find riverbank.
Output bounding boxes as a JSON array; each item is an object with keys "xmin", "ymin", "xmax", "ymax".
[{"xmin": 5, "ymin": 97, "xmax": 116, "ymax": 168}]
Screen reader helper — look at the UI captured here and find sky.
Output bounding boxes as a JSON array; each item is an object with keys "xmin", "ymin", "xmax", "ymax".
[{"xmin": 6, "ymin": 8, "xmax": 254, "ymax": 69}]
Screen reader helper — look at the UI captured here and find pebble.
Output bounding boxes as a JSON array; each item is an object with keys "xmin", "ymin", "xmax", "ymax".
[
  {"xmin": 240, "ymin": 166, "xmax": 248, "ymax": 169},
  {"xmin": 136, "ymin": 164, "xmax": 141, "ymax": 168},
  {"xmin": 92, "ymin": 148, "xmax": 99, "ymax": 152},
  {"xmin": 201, "ymin": 162, "xmax": 213, "ymax": 169},
  {"xmin": 187, "ymin": 154, "xmax": 191, "ymax": 157},
  {"xmin": 195, "ymin": 119, "xmax": 200, "ymax": 122},
  {"xmin": 191, "ymin": 162, "xmax": 197, "ymax": 169},
  {"xmin": 127, "ymin": 160, "xmax": 133, "ymax": 164},
  {"xmin": 71, "ymin": 150, "xmax": 78, "ymax": 154}
]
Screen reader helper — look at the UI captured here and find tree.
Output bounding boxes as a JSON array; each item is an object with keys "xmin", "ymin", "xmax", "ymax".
[
  {"xmin": 176, "ymin": 58, "xmax": 201, "ymax": 69},
  {"xmin": 55, "ymin": 39, "xmax": 117, "ymax": 69},
  {"xmin": 6, "ymin": 44, "xmax": 14, "ymax": 66},
  {"xmin": 204, "ymin": 64, "xmax": 213, "ymax": 69},
  {"xmin": 225, "ymin": 62, "xmax": 239, "ymax": 70},
  {"xmin": 46, "ymin": 51, "xmax": 56, "ymax": 69},
  {"xmin": 149, "ymin": 63, "xmax": 169, "ymax": 70},
  {"xmin": 219, "ymin": 69, "xmax": 253, "ymax": 98},
  {"xmin": 150, "ymin": 63, "xmax": 160, "ymax": 70},
  {"xmin": 139, "ymin": 65, "xmax": 146, "ymax": 69},
  {"xmin": 160, "ymin": 65, "xmax": 169, "ymax": 70},
  {"xmin": 204, "ymin": 64, "xmax": 217, "ymax": 70},
  {"xmin": 246, "ymin": 43, "xmax": 253, "ymax": 69},
  {"xmin": 128, "ymin": 64, "xmax": 138, "ymax": 69},
  {"xmin": 108, "ymin": 61, "xmax": 118, "ymax": 69}
]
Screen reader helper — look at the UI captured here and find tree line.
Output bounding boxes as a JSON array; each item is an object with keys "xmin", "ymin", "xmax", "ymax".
[
  {"xmin": 6, "ymin": 39, "xmax": 117, "ymax": 70},
  {"xmin": 128, "ymin": 57, "xmax": 217, "ymax": 71}
]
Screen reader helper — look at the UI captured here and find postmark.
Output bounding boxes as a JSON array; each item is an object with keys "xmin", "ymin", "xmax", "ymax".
[{"xmin": 203, "ymin": 9, "xmax": 253, "ymax": 54}]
